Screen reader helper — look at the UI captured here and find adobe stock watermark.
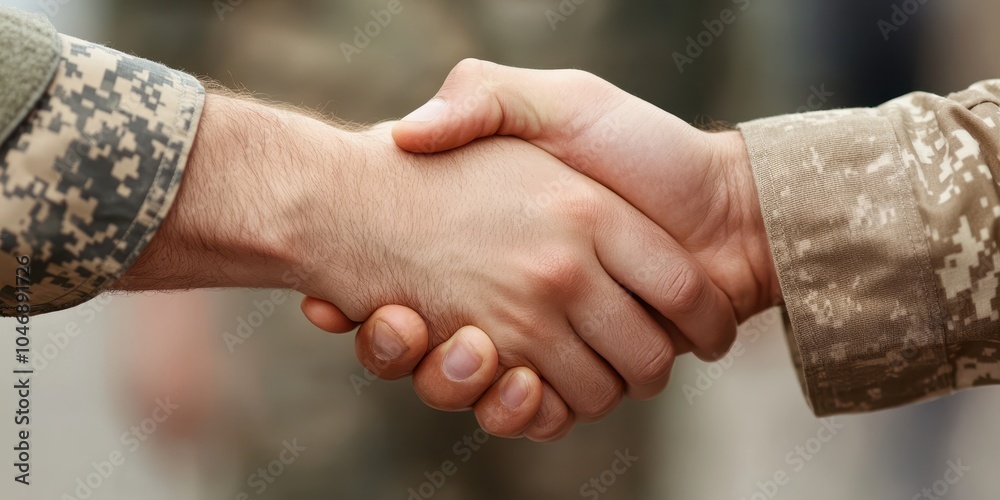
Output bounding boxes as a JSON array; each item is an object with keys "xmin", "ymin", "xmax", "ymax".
[
  {"xmin": 673, "ymin": 0, "xmax": 753, "ymax": 74},
  {"xmin": 26, "ymin": 294, "xmax": 113, "ymax": 374},
  {"xmin": 349, "ymin": 367, "xmax": 382, "ymax": 396},
  {"xmin": 214, "ymin": 0, "xmax": 246, "ymax": 22},
  {"xmin": 36, "ymin": 0, "xmax": 75, "ymax": 18},
  {"xmin": 341, "ymin": 0, "xmax": 415, "ymax": 64},
  {"xmin": 877, "ymin": 0, "xmax": 931, "ymax": 41},
  {"xmin": 796, "ymin": 84, "xmax": 834, "ymax": 114},
  {"xmin": 680, "ymin": 308, "xmax": 780, "ymax": 405},
  {"xmin": 911, "ymin": 459, "xmax": 971, "ymax": 500},
  {"xmin": 235, "ymin": 439, "xmax": 307, "ymax": 499},
  {"xmin": 407, "ymin": 428, "xmax": 490, "ymax": 500},
  {"xmin": 739, "ymin": 418, "xmax": 845, "ymax": 500},
  {"xmin": 579, "ymin": 449, "xmax": 638, "ymax": 499},
  {"xmin": 222, "ymin": 290, "xmax": 293, "ymax": 354},
  {"xmin": 223, "ymin": 262, "xmax": 318, "ymax": 354},
  {"xmin": 59, "ymin": 397, "xmax": 180, "ymax": 500},
  {"xmin": 546, "ymin": 0, "xmax": 588, "ymax": 32}
]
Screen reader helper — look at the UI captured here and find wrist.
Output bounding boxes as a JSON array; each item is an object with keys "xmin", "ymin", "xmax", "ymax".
[
  {"xmin": 120, "ymin": 93, "xmax": 314, "ymax": 292},
  {"xmin": 713, "ymin": 130, "xmax": 783, "ymax": 317}
]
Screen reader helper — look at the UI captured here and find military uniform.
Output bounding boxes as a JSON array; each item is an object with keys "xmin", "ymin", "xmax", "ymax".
[
  {"xmin": 1, "ymin": 6, "xmax": 998, "ymax": 417},
  {"xmin": 741, "ymin": 81, "xmax": 1000, "ymax": 415},
  {"xmin": 0, "ymin": 7, "xmax": 204, "ymax": 314}
]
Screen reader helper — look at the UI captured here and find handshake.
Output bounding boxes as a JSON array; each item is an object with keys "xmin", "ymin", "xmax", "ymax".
[
  {"xmin": 130, "ymin": 59, "xmax": 782, "ymax": 441},
  {"xmin": 302, "ymin": 59, "xmax": 783, "ymax": 440}
]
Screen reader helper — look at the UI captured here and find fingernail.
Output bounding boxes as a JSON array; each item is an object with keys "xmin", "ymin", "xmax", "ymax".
[
  {"xmin": 402, "ymin": 98, "xmax": 447, "ymax": 122},
  {"xmin": 443, "ymin": 337, "xmax": 483, "ymax": 381},
  {"xmin": 500, "ymin": 371, "xmax": 530, "ymax": 409},
  {"xmin": 372, "ymin": 320, "xmax": 407, "ymax": 362}
]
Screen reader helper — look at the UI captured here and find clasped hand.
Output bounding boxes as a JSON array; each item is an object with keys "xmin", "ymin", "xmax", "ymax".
[{"xmin": 301, "ymin": 60, "xmax": 780, "ymax": 441}]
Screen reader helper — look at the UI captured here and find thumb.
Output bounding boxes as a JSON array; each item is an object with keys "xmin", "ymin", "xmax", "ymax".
[
  {"xmin": 392, "ymin": 59, "xmax": 598, "ymax": 154},
  {"xmin": 300, "ymin": 297, "xmax": 431, "ymax": 380},
  {"xmin": 354, "ymin": 305, "xmax": 430, "ymax": 380},
  {"xmin": 300, "ymin": 296, "xmax": 359, "ymax": 333}
]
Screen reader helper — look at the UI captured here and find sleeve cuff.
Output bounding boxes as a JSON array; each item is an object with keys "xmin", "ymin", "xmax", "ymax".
[
  {"xmin": 0, "ymin": 34, "xmax": 205, "ymax": 314},
  {"xmin": 738, "ymin": 109, "xmax": 953, "ymax": 415}
]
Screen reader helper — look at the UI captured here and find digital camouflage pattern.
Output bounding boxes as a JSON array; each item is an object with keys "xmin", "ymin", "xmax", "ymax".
[
  {"xmin": 741, "ymin": 80, "xmax": 1000, "ymax": 415},
  {"xmin": 0, "ymin": 27, "xmax": 205, "ymax": 315}
]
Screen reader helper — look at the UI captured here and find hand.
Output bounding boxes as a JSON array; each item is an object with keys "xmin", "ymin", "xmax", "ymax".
[
  {"xmin": 304, "ymin": 60, "xmax": 780, "ymax": 436},
  {"xmin": 124, "ymin": 93, "xmax": 737, "ymax": 440},
  {"xmin": 393, "ymin": 59, "xmax": 781, "ymax": 321},
  {"xmin": 304, "ymin": 124, "xmax": 738, "ymax": 438}
]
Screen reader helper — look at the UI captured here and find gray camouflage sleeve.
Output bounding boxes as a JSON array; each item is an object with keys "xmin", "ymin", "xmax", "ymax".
[
  {"xmin": 739, "ymin": 80, "xmax": 1000, "ymax": 416},
  {"xmin": 0, "ymin": 23, "xmax": 205, "ymax": 315}
]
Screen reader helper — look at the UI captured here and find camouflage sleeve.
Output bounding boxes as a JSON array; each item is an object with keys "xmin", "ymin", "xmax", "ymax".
[
  {"xmin": 739, "ymin": 80, "xmax": 1000, "ymax": 416},
  {"xmin": 0, "ymin": 31, "xmax": 205, "ymax": 315}
]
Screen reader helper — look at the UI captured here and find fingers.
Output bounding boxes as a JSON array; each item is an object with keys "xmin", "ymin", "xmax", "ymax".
[
  {"xmin": 472, "ymin": 367, "xmax": 544, "ymax": 438},
  {"xmin": 300, "ymin": 299, "xmax": 587, "ymax": 441},
  {"xmin": 644, "ymin": 305, "xmax": 696, "ymax": 356},
  {"xmin": 411, "ymin": 326, "xmax": 500, "ymax": 411},
  {"xmin": 523, "ymin": 382, "xmax": 575, "ymax": 442},
  {"xmin": 409, "ymin": 327, "xmax": 566, "ymax": 439},
  {"xmin": 418, "ymin": 315, "xmax": 622, "ymax": 423},
  {"xmin": 596, "ymin": 208, "xmax": 738, "ymax": 361},
  {"xmin": 569, "ymin": 277, "xmax": 676, "ymax": 401},
  {"xmin": 523, "ymin": 325, "xmax": 625, "ymax": 423},
  {"xmin": 393, "ymin": 59, "xmax": 610, "ymax": 154},
  {"xmin": 353, "ymin": 305, "xmax": 430, "ymax": 380},
  {"xmin": 300, "ymin": 296, "xmax": 359, "ymax": 333},
  {"xmin": 302, "ymin": 296, "xmax": 579, "ymax": 440}
]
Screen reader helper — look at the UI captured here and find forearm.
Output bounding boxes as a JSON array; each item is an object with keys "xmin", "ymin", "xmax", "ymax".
[{"xmin": 118, "ymin": 93, "xmax": 364, "ymax": 297}]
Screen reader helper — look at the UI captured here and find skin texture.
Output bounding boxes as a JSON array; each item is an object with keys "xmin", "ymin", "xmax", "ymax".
[
  {"xmin": 302, "ymin": 60, "xmax": 780, "ymax": 440},
  {"xmin": 121, "ymin": 91, "xmax": 738, "ymax": 441}
]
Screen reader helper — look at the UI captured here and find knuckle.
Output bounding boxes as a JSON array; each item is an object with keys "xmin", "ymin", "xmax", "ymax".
[
  {"xmin": 656, "ymin": 263, "xmax": 707, "ymax": 316},
  {"xmin": 448, "ymin": 58, "xmax": 499, "ymax": 89},
  {"xmin": 629, "ymin": 340, "xmax": 675, "ymax": 386},
  {"xmin": 573, "ymin": 376, "xmax": 624, "ymax": 419},
  {"xmin": 560, "ymin": 69, "xmax": 605, "ymax": 91},
  {"xmin": 551, "ymin": 182, "xmax": 603, "ymax": 226},
  {"xmin": 451, "ymin": 58, "xmax": 486, "ymax": 78},
  {"xmin": 527, "ymin": 402, "xmax": 572, "ymax": 442},
  {"xmin": 524, "ymin": 248, "xmax": 589, "ymax": 297},
  {"xmin": 560, "ymin": 69, "xmax": 619, "ymax": 104}
]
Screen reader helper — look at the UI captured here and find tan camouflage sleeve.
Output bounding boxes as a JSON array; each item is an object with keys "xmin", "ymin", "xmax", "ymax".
[
  {"xmin": 0, "ymin": 28, "xmax": 205, "ymax": 315},
  {"xmin": 739, "ymin": 80, "xmax": 1000, "ymax": 416}
]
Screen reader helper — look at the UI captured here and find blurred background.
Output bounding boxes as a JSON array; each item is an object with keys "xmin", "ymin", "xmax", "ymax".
[{"xmin": 2, "ymin": 0, "xmax": 1000, "ymax": 499}]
